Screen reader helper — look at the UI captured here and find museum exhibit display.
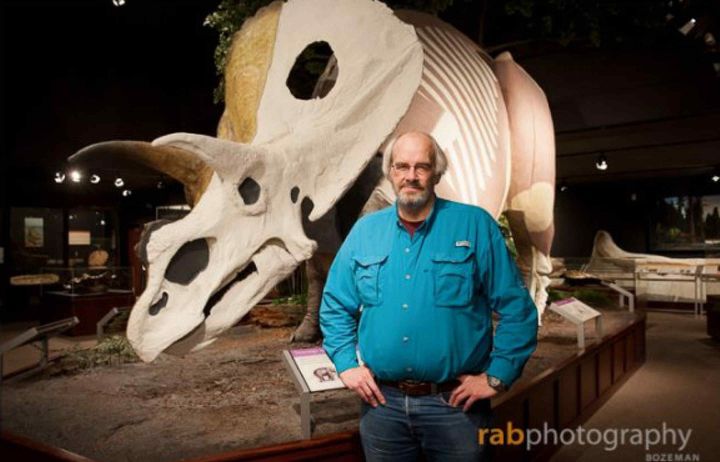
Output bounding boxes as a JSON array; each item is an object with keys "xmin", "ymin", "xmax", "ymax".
[
  {"xmin": 69, "ymin": 0, "xmax": 556, "ymax": 363},
  {"xmin": 39, "ymin": 266, "xmax": 133, "ymax": 336},
  {"xmin": 4, "ymin": 0, "xmax": 720, "ymax": 460},
  {"xmin": 586, "ymin": 230, "xmax": 720, "ymax": 307}
]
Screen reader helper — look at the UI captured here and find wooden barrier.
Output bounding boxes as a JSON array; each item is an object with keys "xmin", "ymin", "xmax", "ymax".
[{"xmin": 1, "ymin": 314, "xmax": 646, "ymax": 462}]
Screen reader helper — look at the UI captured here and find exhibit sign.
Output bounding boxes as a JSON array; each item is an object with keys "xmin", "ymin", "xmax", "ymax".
[
  {"xmin": 287, "ymin": 347, "xmax": 345, "ymax": 392},
  {"xmin": 549, "ymin": 297, "xmax": 604, "ymax": 348},
  {"xmin": 282, "ymin": 347, "xmax": 347, "ymax": 439},
  {"xmin": 68, "ymin": 230, "xmax": 92, "ymax": 246},
  {"xmin": 550, "ymin": 297, "xmax": 601, "ymax": 323},
  {"xmin": 24, "ymin": 217, "xmax": 44, "ymax": 248}
]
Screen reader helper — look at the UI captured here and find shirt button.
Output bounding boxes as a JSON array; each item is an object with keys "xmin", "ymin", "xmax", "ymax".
[
  {"xmin": 405, "ymin": 274, "xmax": 411, "ymax": 280},
  {"xmin": 406, "ymin": 367, "xmax": 413, "ymax": 372},
  {"xmin": 403, "ymin": 336, "xmax": 409, "ymax": 342},
  {"xmin": 404, "ymin": 247, "xmax": 410, "ymax": 253},
  {"xmin": 402, "ymin": 303, "xmax": 408, "ymax": 310}
]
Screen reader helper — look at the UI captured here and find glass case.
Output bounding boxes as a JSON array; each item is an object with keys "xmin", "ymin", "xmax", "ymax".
[{"xmin": 40, "ymin": 266, "xmax": 132, "ymax": 296}]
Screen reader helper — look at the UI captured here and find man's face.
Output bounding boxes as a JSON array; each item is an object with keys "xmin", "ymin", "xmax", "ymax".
[{"xmin": 389, "ymin": 133, "xmax": 436, "ymax": 212}]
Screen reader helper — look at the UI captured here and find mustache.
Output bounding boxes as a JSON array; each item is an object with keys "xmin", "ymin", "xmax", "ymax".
[{"xmin": 402, "ymin": 180, "xmax": 423, "ymax": 189}]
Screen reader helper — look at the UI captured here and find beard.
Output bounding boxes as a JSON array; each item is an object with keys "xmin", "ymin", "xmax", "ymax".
[{"xmin": 396, "ymin": 179, "xmax": 433, "ymax": 211}]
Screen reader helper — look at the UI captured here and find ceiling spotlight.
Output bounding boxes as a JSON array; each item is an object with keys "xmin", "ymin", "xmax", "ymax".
[
  {"xmin": 70, "ymin": 170, "xmax": 82, "ymax": 183},
  {"xmin": 157, "ymin": 180, "xmax": 165, "ymax": 190},
  {"xmin": 122, "ymin": 189, "xmax": 132, "ymax": 197},
  {"xmin": 54, "ymin": 172, "xmax": 66, "ymax": 184},
  {"xmin": 595, "ymin": 154, "xmax": 608, "ymax": 171},
  {"xmin": 112, "ymin": 0, "xmax": 126, "ymax": 6},
  {"xmin": 712, "ymin": 175, "xmax": 719, "ymax": 183},
  {"xmin": 678, "ymin": 18, "xmax": 696, "ymax": 35},
  {"xmin": 559, "ymin": 183, "xmax": 568, "ymax": 192},
  {"xmin": 114, "ymin": 177, "xmax": 125, "ymax": 188},
  {"xmin": 90, "ymin": 174, "xmax": 101, "ymax": 184}
]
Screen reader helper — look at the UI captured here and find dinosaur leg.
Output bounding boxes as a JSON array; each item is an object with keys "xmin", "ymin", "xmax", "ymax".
[
  {"xmin": 291, "ymin": 253, "xmax": 332, "ymax": 342},
  {"xmin": 505, "ymin": 210, "xmax": 549, "ymax": 325}
]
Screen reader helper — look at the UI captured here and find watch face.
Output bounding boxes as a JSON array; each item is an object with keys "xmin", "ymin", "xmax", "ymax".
[{"xmin": 488, "ymin": 376, "xmax": 504, "ymax": 390}]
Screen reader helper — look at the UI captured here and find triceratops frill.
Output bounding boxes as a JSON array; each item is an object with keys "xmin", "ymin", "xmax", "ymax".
[{"xmin": 70, "ymin": 0, "xmax": 555, "ymax": 362}]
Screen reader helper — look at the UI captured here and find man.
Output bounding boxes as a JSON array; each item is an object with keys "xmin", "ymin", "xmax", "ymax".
[{"xmin": 320, "ymin": 131, "xmax": 538, "ymax": 461}]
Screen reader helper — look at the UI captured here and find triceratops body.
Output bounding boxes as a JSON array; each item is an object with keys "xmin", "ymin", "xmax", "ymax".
[{"xmin": 72, "ymin": 0, "xmax": 555, "ymax": 362}]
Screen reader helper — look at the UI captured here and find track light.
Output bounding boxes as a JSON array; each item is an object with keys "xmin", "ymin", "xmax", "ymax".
[
  {"xmin": 90, "ymin": 174, "xmax": 101, "ymax": 184},
  {"xmin": 114, "ymin": 177, "xmax": 125, "ymax": 188},
  {"xmin": 678, "ymin": 18, "xmax": 696, "ymax": 35},
  {"xmin": 70, "ymin": 170, "xmax": 82, "ymax": 183},
  {"xmin": 54, "ymin": 172, "xmax": 66, "ymax": 184},
  {"xmin": 595, "ymin": 154, "xmax": 608, "ymax": 171}
]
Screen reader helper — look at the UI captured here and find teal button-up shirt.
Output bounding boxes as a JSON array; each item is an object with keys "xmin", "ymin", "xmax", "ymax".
[{"xmin": 319, "ymin": 197, "xmax": 538, "ymax": 386}]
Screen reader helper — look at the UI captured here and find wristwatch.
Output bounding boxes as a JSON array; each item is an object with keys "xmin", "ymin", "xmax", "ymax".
[{"xmin": 486, "ymin": 375, "xmax": 507, "ymax": 393}]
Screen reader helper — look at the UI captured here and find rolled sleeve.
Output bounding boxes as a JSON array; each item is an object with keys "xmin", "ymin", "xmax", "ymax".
[{"xmin": 482, "ymin": 223, "xmax": 538, "ymax": 387}]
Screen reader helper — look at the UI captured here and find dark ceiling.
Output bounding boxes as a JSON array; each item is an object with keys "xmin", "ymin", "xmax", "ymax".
[{"xmin": 1, "ymin": 0, "xmax": 719, "ymax": 208}]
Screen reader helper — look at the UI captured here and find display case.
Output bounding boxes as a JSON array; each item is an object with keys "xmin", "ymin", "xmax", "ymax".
[
  {"xmin": 40, "ymin": 266, "xmax": 132, "ymax": 296},
  {"xmin": 40, "ymin": 267, "xmax": 134, "ymax": 336}
]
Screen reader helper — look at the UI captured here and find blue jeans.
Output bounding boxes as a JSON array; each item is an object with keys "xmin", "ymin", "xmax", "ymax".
[{"xmin": 360, "ymin": 384, "xmax": 493, "ymax": 461}]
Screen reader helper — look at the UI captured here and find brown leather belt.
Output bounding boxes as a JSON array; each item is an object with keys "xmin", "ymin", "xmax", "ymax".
[{"xmin": 379, "ymin": 379, "xmax": 460, "ymax": 396}]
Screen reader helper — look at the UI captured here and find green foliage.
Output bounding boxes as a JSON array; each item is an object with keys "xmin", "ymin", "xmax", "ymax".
[
  {"xmin": 498, "ymin": 213, "xmax": 518, "ymax": 259},
  {"xmin": 272, "ymin": 292, "xmax": 308, "ymax": 306},
  {"xmin": 51, "ymin": 335, "xmax": 139, "ymax": 375},
  {"xmin": 549, "ymin": 288, "xmax": 612, "ymax": 307}
]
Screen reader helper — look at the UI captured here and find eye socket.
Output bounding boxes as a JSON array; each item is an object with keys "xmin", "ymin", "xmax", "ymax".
[
  {"xmin": 238, "ymin": 177, "xmax": 261, "ymax": 205},
  {"xmin": 286, "ymin": 41, "xmax": 336, "ymax": 100},
  {"xmin": 165, "ymin": 239, "xmax": 210, "ymax": 285}
]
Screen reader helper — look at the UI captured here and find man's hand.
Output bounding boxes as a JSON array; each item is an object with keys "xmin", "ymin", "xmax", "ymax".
[
  {"xmin": 339, "ymin": 366, "xmax": 386, "ymax": 407},
  {"xmin": 448, "ymin": 373, "xmax": 497, "ymax": 412}
]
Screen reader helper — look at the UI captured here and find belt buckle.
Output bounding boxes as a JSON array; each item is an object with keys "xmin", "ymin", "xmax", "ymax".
[
  {"xmin": 399, "ymin": 379, "xmax": 436, "ymax": 396},
  {"xmin": 398, "ymin": 380, "xmax": 421, "ymax": 395}
]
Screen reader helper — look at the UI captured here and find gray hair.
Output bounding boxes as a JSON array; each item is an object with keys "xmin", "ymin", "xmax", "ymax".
[{"xmin": 381, "ymin": 132, "xmax": 448, "ymax": 183}]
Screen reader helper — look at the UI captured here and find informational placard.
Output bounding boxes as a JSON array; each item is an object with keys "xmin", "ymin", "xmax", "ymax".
[
  {"xmin": 549, "ymin": 297, "xmax": 601, "ymax": 323},
  {"xmin": 68, "ymin": 230, "xmax": 91, "ymax": 245},
  {"xmin": 288, "ymin": 347, "xmax": 345, "ymax": 392},
  {"xmin": 549, "ymin": 297, "xmax": 604, "ymax": 349},
  {"xmin": 24, "ymin": 217, "xmax": 44, "ymax": 247}
]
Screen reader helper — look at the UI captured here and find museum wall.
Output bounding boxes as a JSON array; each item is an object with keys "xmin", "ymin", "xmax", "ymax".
[{"xmin": 553, "ymin": 175, "xmax": 720, "ymax": 259}]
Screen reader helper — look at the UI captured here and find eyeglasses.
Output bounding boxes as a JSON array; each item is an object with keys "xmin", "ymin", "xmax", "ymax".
[{"xmin": 391, "ymin": 162, "xmax": 433, "ymax": 176}]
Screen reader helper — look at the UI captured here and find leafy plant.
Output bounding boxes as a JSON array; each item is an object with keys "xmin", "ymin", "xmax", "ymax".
[{"xmin": 49, "ymin": 335, "xmax": 139, "ymax": 375}]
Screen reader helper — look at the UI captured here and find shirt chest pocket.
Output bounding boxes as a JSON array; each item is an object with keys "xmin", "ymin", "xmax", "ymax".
[
  {"xmin": 352, "ymin": 255, "xmax": 388, "ymax": 306},
  {"xmin": 431, "ymin": 250, "xmax": 475, "ymax": 307}
]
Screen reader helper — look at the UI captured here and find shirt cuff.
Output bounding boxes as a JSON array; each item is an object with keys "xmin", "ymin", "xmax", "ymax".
[
  {"xmin": 329, "ymin": 346, "xmax": 359, "ymax": 374},
  {"xmin": 485, "ymin": 357, "xmax": 517, "ymax": 388}
]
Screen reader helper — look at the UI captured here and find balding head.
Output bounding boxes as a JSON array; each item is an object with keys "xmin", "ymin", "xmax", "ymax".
[{"xmin": 382, "ymin": 131, "xmax": 447, "ymax": 184}]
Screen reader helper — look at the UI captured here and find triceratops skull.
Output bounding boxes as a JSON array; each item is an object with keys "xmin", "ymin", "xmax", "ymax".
[{"xmin": 72, "ymin": 0, "xmax": 423, "ymax": 361}]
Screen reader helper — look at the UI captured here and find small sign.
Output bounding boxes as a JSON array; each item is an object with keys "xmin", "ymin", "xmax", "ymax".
[
  {"xmin": 68, "ymin": 230, "xmax": 92, "ymax": 246},
  {"xmin": 549, "ymin": 297, "xmax": 604, "ymax": 349},
  {"xmin": 24, "ymin": 217, "xmax": 44, "ymax": 248},
  {"xmin": 550, "ymin": 297, "xmax": 601, "ymax": 323},
  {"xmin": 288, "ymin": 347, "xmax": 345, "ymax": 392}
]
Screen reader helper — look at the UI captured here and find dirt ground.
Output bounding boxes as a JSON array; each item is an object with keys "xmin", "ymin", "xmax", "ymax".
[{"xmin": 1, "ymin": 300, "xmax": 639, "ymax": 462}]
